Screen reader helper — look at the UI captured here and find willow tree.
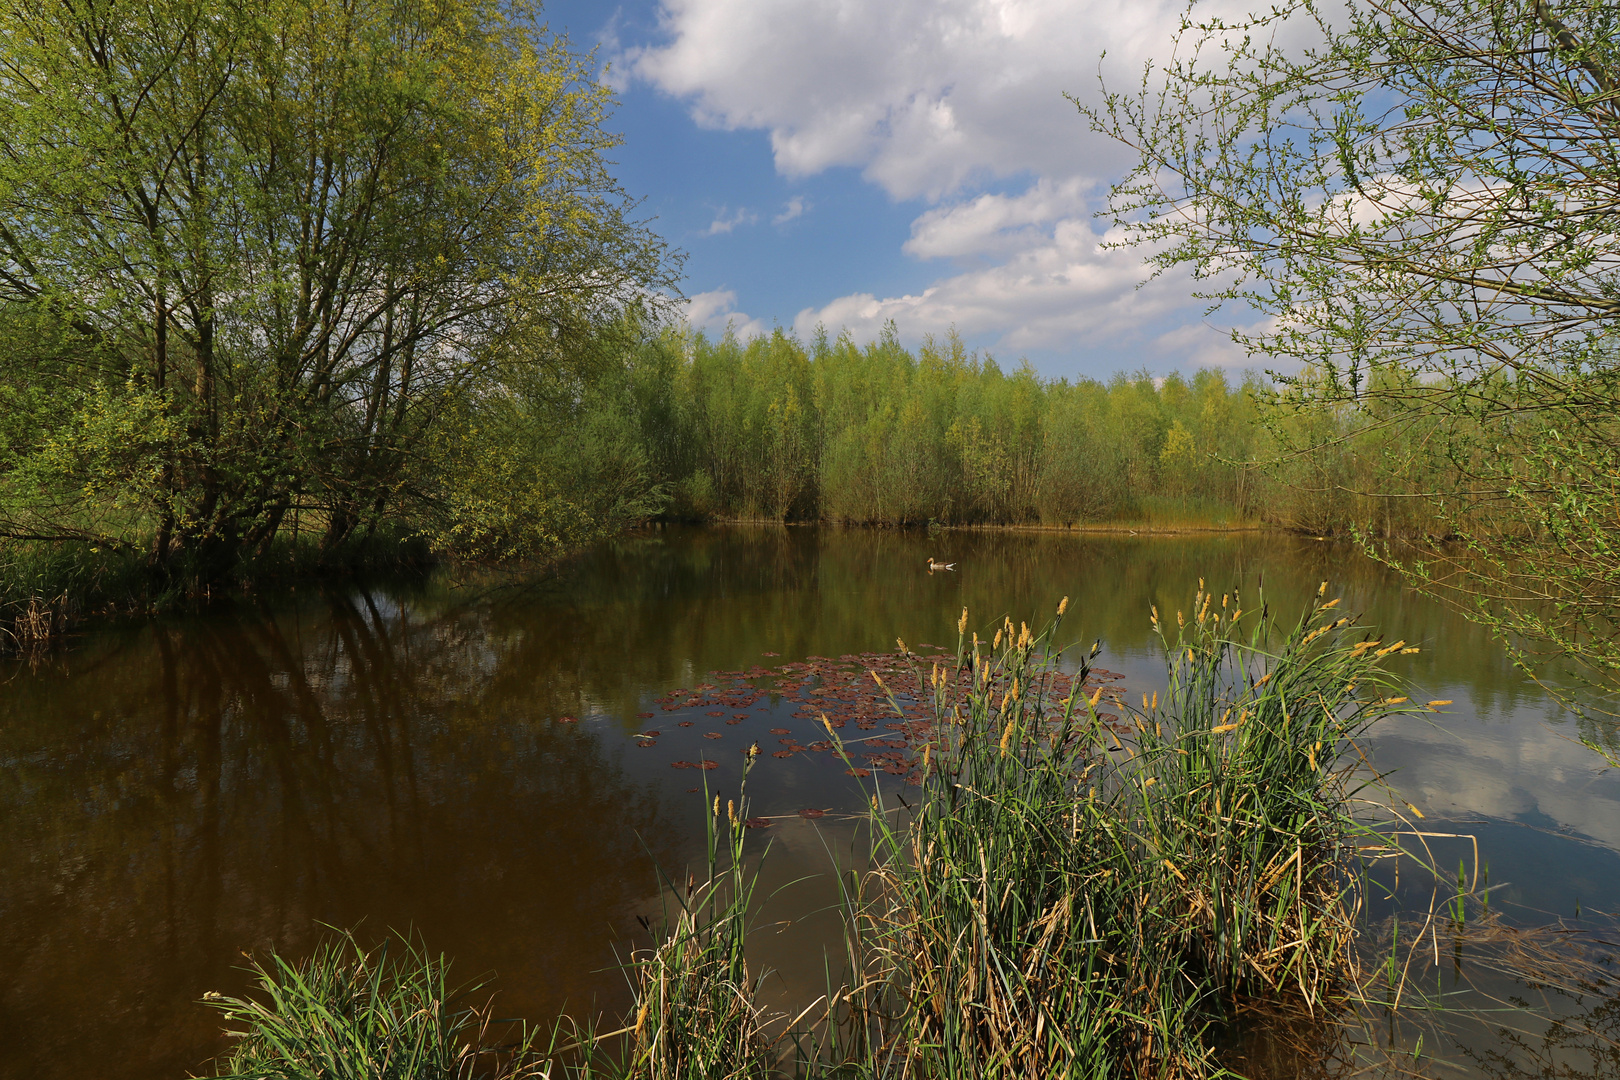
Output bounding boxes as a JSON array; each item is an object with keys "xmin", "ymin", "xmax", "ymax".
[
  {"xmin": 0, "ymin": 0, "xmax": 675, "ymax": 575},
  {"xmin": 1088, "ymin": 0, "xmax": 1620, "ymax": 713}
]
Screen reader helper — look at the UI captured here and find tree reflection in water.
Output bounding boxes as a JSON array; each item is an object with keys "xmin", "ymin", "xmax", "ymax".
[{"xmin": 0, "ymin": 587, "xmax": 675, "ymax": 1080}]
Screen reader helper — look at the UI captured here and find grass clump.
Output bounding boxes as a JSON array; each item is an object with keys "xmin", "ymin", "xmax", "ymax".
[
  {"xmin": 831, "ymin": 585, "xmax": 1425, "ymax": 1077},
  {"xmin": 202, "ymin": 930, "xmax": 545, "ymax": 1080}
]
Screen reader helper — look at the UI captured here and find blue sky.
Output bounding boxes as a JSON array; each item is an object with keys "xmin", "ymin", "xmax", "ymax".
[{"xmin": 540, "ymin": 0, "xmax": 1263, "ymax": 381}]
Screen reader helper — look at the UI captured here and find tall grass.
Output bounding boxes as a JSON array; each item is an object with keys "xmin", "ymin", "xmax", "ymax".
[
  {"xmin": 203, "ymin": 586, "xmax": 1434, "ymax": 1079},
  {"xmin": 0, "ymin": 540, "xmax": 146, "ymax": 649},
  {"xmin": 202, "ymin": 930, "xmax": 545, "ymax": 1080},
  {"xmin": 577, "ymin": 759, "xmax": 777, "ymax": 1079},
  {"xmin": 825, "ymin": 586, "xmax": 1428, "ymax": 1077}
]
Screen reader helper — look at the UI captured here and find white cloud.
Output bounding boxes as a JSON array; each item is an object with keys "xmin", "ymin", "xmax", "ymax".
[
  {"xmin": 685, "ymin": 288, "xmax": 769, "ymax": 339},
  {"xmin": 773, "ymin": 195, "xmax": 809, "ymax": 225},
  {"xmin": 904, "ymin": 178, "xmax": 1091, "ymax": 261},
  {"xmin": 705, "ymin": 205, "xmax": 758, "ymax": 235},
  {"xmin": 793, "ymin": 214, "xmax": 1173, "ymax": 352},
  {"xmin": 628, "ymin": 0, "xmax": 1231, "ymax": 201},
  {"xmin": 629, "ymin": 0, "xmax": 1295, "ymax": 366},
  {"xmin": 1151, "ymin": 320, "xmax": 1280, "ymax": 371}
]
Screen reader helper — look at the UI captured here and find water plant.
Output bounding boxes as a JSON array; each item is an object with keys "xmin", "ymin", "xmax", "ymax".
[
  {"xmin": 202, "ymin": 930, "xmax": 545, "ymax": 1080},
  {"xmin": 581, "ymin": 758, "xmax": 778, "ymax": 1080},
  {"xmin": 200, "ymin": 585, "xmax": 1435, "ymax": 1079},
  {"xmin": 822, "ymin": 585, "xmax": 1429, "ymax": 1077}
]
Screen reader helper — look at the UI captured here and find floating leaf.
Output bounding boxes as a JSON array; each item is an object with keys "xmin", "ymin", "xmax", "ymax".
[
  {"xmin": 695, "ymin": 760, "xmax": 719, "ymax": 771},
  {"xmin": 769, "ymin": 728, "xmax": 791, "ymax": 735},
  {"xmin": 704, "ymin": 732, "xmax": 723, "ymax": 739},
  {"xmin": 678, "ymin": 721, "xmax": 695, "ymax": 728},
  {"xmin": 742, "ymin": 817, "xmax": 772, "ymax": 829},
  {"xmin": 797, "ymin": 808, "xmax": 827, "ymax": 819},
  {"xmin": 771, "ymin": 750, "xmax": 794, "ymax": 758}
]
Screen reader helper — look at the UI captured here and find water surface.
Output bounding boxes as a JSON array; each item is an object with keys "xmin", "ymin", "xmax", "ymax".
[{"xmin": 2, "ymin": 526, "xmax": 1615, "ymax": 1078}]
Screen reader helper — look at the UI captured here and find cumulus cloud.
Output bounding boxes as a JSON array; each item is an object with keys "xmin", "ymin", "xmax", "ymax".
[
  {"xmin": 628, "ymin": 0, "xmax": 1285, "ymax": 366},
  {"xmin": 790, "ymin": 213, "xmax": 1176, "ymax": 353},
  {"xmin": 627, "ymin": 0, "xmax": 1240, "ymax": 200},
  {"xmin": 1150, "ymin": 320, "xmax": 1280, "ymax": 371},
  {"xmin": 686, "ymin": 288, "xmax": 769, "ymax": 339},
  {"xmin": 903, "ymin": 178, "xmax": 1091, "ymax": 262}
]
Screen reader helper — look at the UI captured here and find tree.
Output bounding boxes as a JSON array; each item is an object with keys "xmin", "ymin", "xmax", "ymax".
[
  {"xmin": 1087, "ymin": 0, "xmax": 1620, "ymax": 717},
  {"xmin": 0, "ymin": 0, "xmax": 676, "ymax": 576}
]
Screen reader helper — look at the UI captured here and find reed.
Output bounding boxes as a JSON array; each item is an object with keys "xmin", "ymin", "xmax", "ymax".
[
  {"xmin": 564, "ymin": 757, "xmax": 780, "ymax": 1080},
  {"xmin": 828, "ymin": 586, "xmax": 1427, "ymax": 1077}
]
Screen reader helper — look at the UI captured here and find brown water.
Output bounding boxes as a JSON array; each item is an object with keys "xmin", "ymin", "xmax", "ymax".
[{"xmin": 2, "ymin": 525, "xmax": 1618, "ymax": 1079}]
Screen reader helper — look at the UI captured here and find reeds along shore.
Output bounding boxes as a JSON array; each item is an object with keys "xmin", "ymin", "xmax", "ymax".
[{"xmin": 203, "ymin": 587, "xmax": 1437, "ymax": 1079}]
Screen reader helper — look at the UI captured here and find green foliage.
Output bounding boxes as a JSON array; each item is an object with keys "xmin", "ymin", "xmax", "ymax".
[
  {"xmin": 1086, "ymin": 0, "xmax": 1620, "ymax": 708},
  {"xmin": 204, "ymin": 930, "xmax": 546, "ymax": 1080},
  {"xmin": 415, "ymin": 375, "xmax": 666, "ymax": 562},
  {"xmin": 0, "ymin": 0, "xmax": 676, "ymax": 575},
  {"xmin": 600, "ymin": 324, "xmax": 1285, "ymax": 528},
  {"xmin": 826, "ymin": 590, "xmax": 1422, "ymax": 1077},
  {"xmin": 572, "ymin": 317, "xmax": 1483, "ymax": 535}
]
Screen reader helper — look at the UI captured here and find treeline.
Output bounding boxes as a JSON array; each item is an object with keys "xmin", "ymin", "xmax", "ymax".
[{"xmin": 499, "ymin": 321, "xmax": 1458, "ymax": 536}]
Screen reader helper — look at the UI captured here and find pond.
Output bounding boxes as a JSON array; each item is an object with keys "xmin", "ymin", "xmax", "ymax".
[{"xmin": 2, "ymin": 525, "xmax": 1617, "ymax": 1079}]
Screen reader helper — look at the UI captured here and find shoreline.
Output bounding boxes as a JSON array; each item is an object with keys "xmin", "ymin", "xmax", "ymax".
[{"xmin": 655, "ymin": 516, "xmax": 1279, "ymax": 537}]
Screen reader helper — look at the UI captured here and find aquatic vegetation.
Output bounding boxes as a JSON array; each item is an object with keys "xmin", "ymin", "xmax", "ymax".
[
  {"xmin": 203, "ymin": 930, "xmax": 546, "ymax": 1080},
  {"xmin": 203, "ymin": 586, "xmax": 1441, "ymax": 1079},
  {"xmin": 584, "ymin": 586, "xmax": 1429, "ymax": 1077},
  {"xmin": 791, "ymin": 587, "xmax": 1423, "ymax": 1077}
]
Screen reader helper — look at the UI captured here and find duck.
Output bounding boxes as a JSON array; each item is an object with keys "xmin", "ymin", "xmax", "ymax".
[{"xmin": 927, "ymin": 556, "xmax": 956, "ymax": 572}]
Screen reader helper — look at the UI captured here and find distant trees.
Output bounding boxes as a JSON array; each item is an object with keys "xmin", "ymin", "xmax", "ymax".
[
  {"xmin": 556, "ymin": 320, "xmax": 1446, "ymax": 533},
  {"xmin": 0, "ymin": 0, "xmax": 674, "ymax": 577}
]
